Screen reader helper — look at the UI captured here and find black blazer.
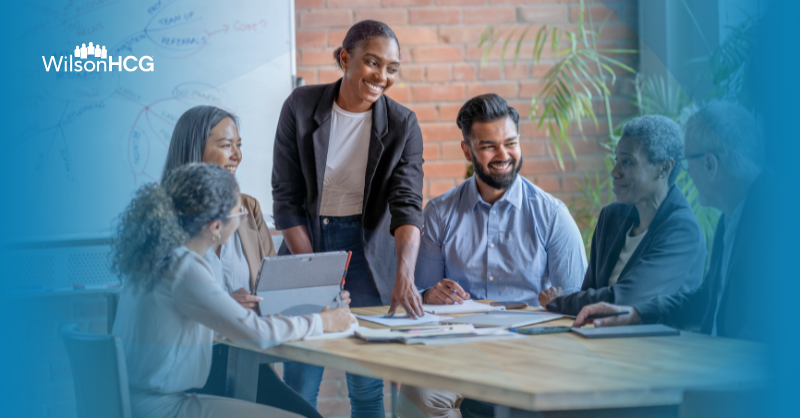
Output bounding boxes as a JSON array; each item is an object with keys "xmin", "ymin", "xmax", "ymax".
[
  {"xmin": 634, "ymin": 174, "xmax": 768, "ymax": 341},
  {"xmin": 272, "ymin": 79, "xmax": 424, "ymax": 303},
  {"xmin": 547, "ymin": 185, "xmax": 706, "ymax": 316}
]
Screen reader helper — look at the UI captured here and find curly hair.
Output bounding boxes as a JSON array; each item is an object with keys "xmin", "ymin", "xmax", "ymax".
[
  {"xmin": 621, "ymin": 115, "xmax": 683, "ymax": 185},
  {"xmin": 112, "ymin": 163, "xmax": 239, "ymax": 291}
]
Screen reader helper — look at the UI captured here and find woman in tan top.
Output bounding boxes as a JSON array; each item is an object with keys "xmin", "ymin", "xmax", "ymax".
[{"xmin": 162, "ymin": 105, "xmax": 275, "ymax": 303}]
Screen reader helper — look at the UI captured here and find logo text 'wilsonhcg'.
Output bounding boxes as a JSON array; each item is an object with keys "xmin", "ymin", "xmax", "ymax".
[{"xmin": 42, "ymin": 42, "xmax": 154, "ymax": 72}]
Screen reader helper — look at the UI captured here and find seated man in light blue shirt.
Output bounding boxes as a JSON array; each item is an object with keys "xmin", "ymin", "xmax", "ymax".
[
  {"xmin": 397, "ymin": 94, "xmax": 587, "ymax": 418},
  {"xmin": 416, "ymin": 93, "xmax": 587, "ymax": 307}
]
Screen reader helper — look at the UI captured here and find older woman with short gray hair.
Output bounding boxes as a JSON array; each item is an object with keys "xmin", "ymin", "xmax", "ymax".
[{"xmin": 541, "ymin": 115, "xmax": 707, "ymax": 315}]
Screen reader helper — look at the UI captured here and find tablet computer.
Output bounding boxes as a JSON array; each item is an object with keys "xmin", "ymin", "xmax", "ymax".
[
  {"xmin": 570, "ymin": 324, "xmax": 680, "ymax": 339},
  {"xmin": 255, "ymin": 251, "xmax": 348, "ymax": 317}
]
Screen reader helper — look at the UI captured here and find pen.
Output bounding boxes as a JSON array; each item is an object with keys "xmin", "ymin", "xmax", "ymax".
[
  {"xmin": 338, "ymin": 251, "xmax": 352, "ymax": 308},
  {"xmin": 586, "ymin": 311, "xmax": 629, "ymax": 320},
  {"xmin": 252, "ymin": 258, "xmax": 265, "ymax": 296}
]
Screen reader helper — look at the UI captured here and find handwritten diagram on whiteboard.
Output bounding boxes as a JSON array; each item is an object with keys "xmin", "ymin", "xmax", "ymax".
[{"xmin": 10, "ymin": 0, "xmax": 295, "ymax": 242}]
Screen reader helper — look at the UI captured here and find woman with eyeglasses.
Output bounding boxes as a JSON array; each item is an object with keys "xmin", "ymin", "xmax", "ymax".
[
  {"xmin": 160, "ymin": 106, "xmax": 326, "ymax": 418},
  {"xmin": 539, "ymin": 115, "xmax": 707, "ymax": 316},
  {"xmin": 112, "ymin": 163, "xmax": 355, "ymax": 418}
]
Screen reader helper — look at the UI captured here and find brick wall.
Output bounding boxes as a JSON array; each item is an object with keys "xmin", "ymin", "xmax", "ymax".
[{"xmin": 295, "ymin": 0, "xmax": 639, "ymax": 207}]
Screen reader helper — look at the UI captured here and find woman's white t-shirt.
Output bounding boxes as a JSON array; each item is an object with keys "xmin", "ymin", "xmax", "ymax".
[
  {"xmin": 319, "ymin": 101, "xmax": 372, "ymax": 216},
  {"xmin": 607, "ymin": 226, "xmax": 648, "ymax": 287}
]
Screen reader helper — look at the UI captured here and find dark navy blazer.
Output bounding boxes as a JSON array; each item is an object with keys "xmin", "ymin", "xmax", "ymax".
[{"xmin": 547, "ymin": 184, "xmax": 706, "ymax": 316}]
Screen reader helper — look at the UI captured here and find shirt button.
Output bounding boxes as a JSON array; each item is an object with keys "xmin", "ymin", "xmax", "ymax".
[
  {"xmin": 492, "ymin": 210, "xmax": 497, "ymax": 215},
  {"xmin": 489, "ymin": 276, "xmax": 494, "ymax": 281},
  {"xmin": 323, "ymin": 218, "xmax": 329, "ymax": 225},
  {"xmin": 489, "ymin": 243, "xmax": 495, "ymax": 248}
]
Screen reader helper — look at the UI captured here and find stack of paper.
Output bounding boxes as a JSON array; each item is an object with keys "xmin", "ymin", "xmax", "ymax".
[
  {"xmin": 408, "ymin": 328, "xmax": 526, "ymax": 346},
  {"xmin": 354, "ymin": 325, "xmax": 525, "ymax": 345},
  {"xmin": 422, "ymin": 299, "xmax": 505, "ymax": 315},
  {"xmin": 355, "ymin": 313, "xmax": 452, "ymax": 327},
  {"xmin": 354, "ymin": 324, "xmax": 478, "ymax": 343}
]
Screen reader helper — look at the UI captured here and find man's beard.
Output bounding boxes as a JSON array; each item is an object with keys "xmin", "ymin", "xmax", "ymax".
[{"xmin": 471, "ymin": 150, "xmax": 522, "ymax": 191}]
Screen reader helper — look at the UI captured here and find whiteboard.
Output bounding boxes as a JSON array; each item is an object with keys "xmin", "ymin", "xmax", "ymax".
[{"xmin": 9, "ymin": 0, "xmax": 295, "ymax": 243}]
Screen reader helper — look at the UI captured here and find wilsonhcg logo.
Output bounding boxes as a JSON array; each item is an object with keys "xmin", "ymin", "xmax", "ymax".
[{"xmin": 42, "ymin": 42, "xmax": 154, "ymax": 72}]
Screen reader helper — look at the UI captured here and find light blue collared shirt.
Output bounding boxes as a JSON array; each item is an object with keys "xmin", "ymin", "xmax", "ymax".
[{"xmin": 416, "ymin": 176, "xmax": 587, "ymax": 306}]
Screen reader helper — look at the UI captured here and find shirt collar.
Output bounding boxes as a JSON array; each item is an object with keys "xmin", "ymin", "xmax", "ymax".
[{"xmin": 464, "ymin": 175, "xmax": 523, "ymax": 210}]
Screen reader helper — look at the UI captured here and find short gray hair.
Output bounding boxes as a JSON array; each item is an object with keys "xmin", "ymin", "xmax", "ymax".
[
  {"xmin": 621, "ymin": 115, "xmax": 683, "ymax": 185},
  {"xmin": 683, "ymin": 100, "xmax": 763, "ymax": 180}
]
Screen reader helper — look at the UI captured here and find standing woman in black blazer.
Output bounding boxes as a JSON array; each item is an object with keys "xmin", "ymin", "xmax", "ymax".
[{"xmin": 272, "ymin": 20, "xmax": 424, "ymax": 418}]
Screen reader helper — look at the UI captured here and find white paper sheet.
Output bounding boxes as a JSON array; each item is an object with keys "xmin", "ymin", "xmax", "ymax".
[
  {"xmin": 422, "ymin": 299, "xmax": 505, "ymax": 315},
  {"xmin": 355, "ymin": 313, "xmax": 453, "ymax": 327},
  {"xmin": 405, "ymin": 329, "xmax": 525, "ymax": 345}
]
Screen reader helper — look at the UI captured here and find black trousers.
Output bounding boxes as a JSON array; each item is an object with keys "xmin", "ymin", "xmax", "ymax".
[{"xmin": 193, "ymin": 344, "xmax": 323, "ymax": 418}]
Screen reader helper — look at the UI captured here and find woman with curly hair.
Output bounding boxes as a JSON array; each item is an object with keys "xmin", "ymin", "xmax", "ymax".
[{"xmin": 111, "ymin": 163, "xmax": 354, "ymax": 418}]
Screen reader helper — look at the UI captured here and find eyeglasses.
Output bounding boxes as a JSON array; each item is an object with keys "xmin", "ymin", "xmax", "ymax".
[
  {"xmin": 226, "ymin": 205, "xmax": 249, "ymax": 219},
  {"xmin": 680, "ymin": 153, "xmax": 707, "ymax": 170}
]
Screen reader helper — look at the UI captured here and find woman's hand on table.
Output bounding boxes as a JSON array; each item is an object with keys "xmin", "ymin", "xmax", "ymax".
[{"xmin": 320, "ymin": 306, "xmax": 356, "ymax": 333}]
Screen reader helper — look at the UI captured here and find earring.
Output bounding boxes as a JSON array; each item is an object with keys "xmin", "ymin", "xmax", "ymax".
[{"xmin": 215, "ymin": 232, "xmax": 221, "ymax": 241}]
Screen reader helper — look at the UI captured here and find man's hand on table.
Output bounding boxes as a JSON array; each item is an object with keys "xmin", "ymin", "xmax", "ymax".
[
  {"xmin": 573, "ymin": 302, "xmax": 641, "ymax": 327},
  {"xmin": 423, "ymin": 279, "xmax": 470, "ymax": 305},
  {"xmin": 538, "ymin": 287, "xmax": 564, "ymax": 308}
]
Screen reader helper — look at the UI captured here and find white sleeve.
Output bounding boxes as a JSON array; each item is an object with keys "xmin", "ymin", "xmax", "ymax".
[{"xmin": 171, "ymin": 258, "xmax": 323, "ymax": 351}]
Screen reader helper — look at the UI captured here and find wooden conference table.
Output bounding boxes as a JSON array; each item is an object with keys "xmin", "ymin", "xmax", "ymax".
[{"xmin": 220, "ymin": 304, "xmax": 767, "ymax": 415}]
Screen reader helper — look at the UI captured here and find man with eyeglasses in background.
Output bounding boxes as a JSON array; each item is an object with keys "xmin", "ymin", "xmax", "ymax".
[{"xmin": 573, "ymin": 100, "xmax": 767, "ymax": 342}]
